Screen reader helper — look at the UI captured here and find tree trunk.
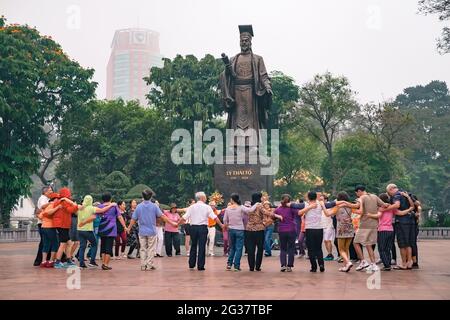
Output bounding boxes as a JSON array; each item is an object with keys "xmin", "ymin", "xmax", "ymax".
[{"xmin": 326, "ymin": 145, "xmax": 337, "ymax": 195}]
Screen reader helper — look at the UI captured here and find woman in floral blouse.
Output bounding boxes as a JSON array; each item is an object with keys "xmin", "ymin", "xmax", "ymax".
[
  {"xmin": 246, "ymin": 192, "xmax": 282, "ymax": 272},
  {"xmin": 322, "ymin": 191, "xmax": 355, "ymax": 272}
]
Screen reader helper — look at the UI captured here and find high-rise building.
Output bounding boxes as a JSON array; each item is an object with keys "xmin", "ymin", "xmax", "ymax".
[{"xmin": 106, "ymin": 28, "xmax": 163, "ymax": 104}]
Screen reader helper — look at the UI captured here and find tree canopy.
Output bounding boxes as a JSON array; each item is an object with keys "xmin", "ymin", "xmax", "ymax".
[{"xmin": 0, "ymin": 17, "xmax": 96, "ymax": 225}]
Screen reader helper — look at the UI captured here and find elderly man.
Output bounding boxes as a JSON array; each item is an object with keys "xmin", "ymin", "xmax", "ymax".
[
  {"xmin": 33, "ymin": 185, "xmax": 53, "ymax": 266},
  {"xmin": 127, "ymin": 190, "xmax": 177, "ymax": 271},
  {"xmin": 179, "ymin": 192, "xmax": 225, "ymax": 270},
  {"xmin": 385, "ymin": 184, "xmax": 416, "ymax": 270}
]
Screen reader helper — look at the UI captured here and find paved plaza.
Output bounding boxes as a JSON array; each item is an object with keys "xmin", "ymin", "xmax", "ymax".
[{"xmin": 0, "ymin": 240, "xmax": 449, "ymax": 300}]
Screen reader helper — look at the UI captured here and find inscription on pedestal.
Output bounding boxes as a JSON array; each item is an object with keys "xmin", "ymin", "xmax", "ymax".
[{"xmin": 214, "ymin": 158, "xmax": 272, "ymax": 203}]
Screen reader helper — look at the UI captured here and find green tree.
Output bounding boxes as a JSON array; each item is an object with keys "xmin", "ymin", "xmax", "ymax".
[
  {"xmin": 357, "ymin": 102, "xmax": 414, "ymax": 181},
  {"xmin": 418, "ymin": 0, "xmax": 450, "ymax": 54},
  {"xmin": 275, "ymin": 130, "xmax": 325, "ymax": 199},
  {"xmin": 296, "ymin": 72, "xmax": 359, "ymax": 194},
  {"xmin": 125, "ymin": 184, "xmax": 153, "ymax": 201},
  {"xmin": 57, "ymin": 99, "xmax": 174, "ymax": 202},
  {"xmin": 395, "ymin": 80, "xmax": 450, "ymax": 217},
  {"xmin": 145, "ymin": 54, "xmax": 224, "ymax": 201},
  {"xmin": 101, "ymin": 171, "xmax": 132, "ymax": 200},
  {"xmin": 0, "ymin": 17, "xmax": 96, "ymax": 225},
  {"xmin": 145, "ymin": 54, "xmax": 223, "ymax": 122},
  {"xmin": 269, "ymin": 70, "xmax": 300, "ymax": 130},
  {"xmin": 323, "ymin": 131, "xmax": 410, "ymax": 197}
]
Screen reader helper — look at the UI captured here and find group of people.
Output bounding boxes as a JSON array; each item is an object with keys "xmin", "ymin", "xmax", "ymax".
[
  {"xmin": 33, "ymin": 183, "xmax": 422, "ymax": 274},
  {"xmin": 277, "ymin": 184, "xmax": 421, "ymax": 273}
]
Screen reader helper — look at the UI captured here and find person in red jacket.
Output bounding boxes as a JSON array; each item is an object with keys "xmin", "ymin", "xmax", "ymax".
[{"xmin": 52, "ymin": 187, "xmax": 79, "ymax": 269}]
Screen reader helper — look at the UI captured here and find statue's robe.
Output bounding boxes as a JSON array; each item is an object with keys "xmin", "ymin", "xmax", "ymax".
[{"xmin": 219, "ymin": 52, "xmax": 272, "ymax": 146}]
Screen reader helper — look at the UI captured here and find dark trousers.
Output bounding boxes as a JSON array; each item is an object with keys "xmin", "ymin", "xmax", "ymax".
[
  {"xmin": 128, "ymin": 229, "xmax": 140, "ymax": 256},
  {"xmin": 294, "ymin": 216, "xmax": 301, "ymax": 254},
  {"xmin": 334, "ymin": 237, "xmax": 340, "ymax": 257},
  {"xmin": 378, "ymin": 231, "xmax": 394, "ymax": 268},
  {"xmin": 34, "ymin": 224, "xmax": 44, "ymax": 264},
  {"xmin": 349, "ymin": 237, "xmax": 358, "ymax": 260},
  {"xmin": 115, "ymin": 231, "xmax": 127, "ymax": 257},
  {"xmin": 100, "ymin": 236, "xmax": 114, "ymax": 256},
  {"xmin": 189, "ymin": 225, "xmax": 208, "ymax": 269},
  {"xmin": 246, "ymin": 230, "xmax": 265, "ymax": 270},
  {"xmin": 79, "ymin": 231, "xmax": 97, "ymax": 265},
  {"xmin": 411, "ymin": 224, "xmax": 419, "ymax": 263},
  {"xmin": 392, "ymin": 226, "xmax": 397, "ymax": 261},
  {"xmin": 164, "ymin": 231, "xmax": 180, "ymax": 256},
  {"xmin": 298, "ymin": 231, "xmax": 307, "ymax": 255},
  {"xmin": 244, "ymin": 231, "xmax": 249, "ymax": 254},
  {"xmin": 279, "ymin": 231, "xmax": 296, "ymax": 267},
  {"xmin": 87, "ymin": 227, "xmax": 99, "ymax": 260},
  {"xmin": 128, "ymin": 243, "xmax": 137, "ymax": 255},
  {"xmin": 42, "ymin": 227, "xmax": 58, "ymax": 254},
  {"xmin": 306, "ymin": 229, "xmax": 324, "ymax": 270},
  {"xmin": 392, "ymin": 240, "xmax": 397, "ymax": 261}
]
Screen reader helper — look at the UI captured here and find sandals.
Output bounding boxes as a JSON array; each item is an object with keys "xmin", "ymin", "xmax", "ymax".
[{"xmin": 396, "ymin": 265, "xmax": 409, "ymax": 270}]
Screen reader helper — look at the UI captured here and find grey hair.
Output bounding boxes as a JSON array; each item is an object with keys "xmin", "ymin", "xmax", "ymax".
[
  {"xmin": 386, "ymin": 183, "xmax": 398, "ymax": 192},
  {"xmin": 195, "ymin": 191, "xmax": 206, "ymax": 201}
]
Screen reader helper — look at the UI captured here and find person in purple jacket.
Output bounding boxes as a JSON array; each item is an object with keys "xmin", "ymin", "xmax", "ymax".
[
  {"xmin": 282, "ymin": 194, "xmax": 342, "ymax": 272},
  {"xmin": 274, "ymin": 194, "xmax": 300, "ymax": 272},
  {"xmin": 97, "ymin": 192, "xmax": 127, "ymax": 270}
]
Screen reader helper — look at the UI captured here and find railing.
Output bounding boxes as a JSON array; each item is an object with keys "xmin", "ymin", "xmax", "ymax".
[
  {"xmin": 1, "ymin": 227, "xmax": 449, "ymax": 243},
  {"xmin": 0, "ymin": 226, "xmax": 40, "ymax": 243},
  {"xmin": 418, "ymin": 227, "xmax": 450, "ymax": 239}
]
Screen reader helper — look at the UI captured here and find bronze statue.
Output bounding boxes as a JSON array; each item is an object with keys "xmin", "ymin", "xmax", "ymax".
[{"xmin": 220, "ymin": 25, "xmax": 272, "ymax": 148}]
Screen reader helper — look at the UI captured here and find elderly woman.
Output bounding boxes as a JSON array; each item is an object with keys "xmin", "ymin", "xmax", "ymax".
[
  {"xmin": 223, "ymin": 193, "xmax": 259, "ymax": 272},
  {"xmin": 164, "ymin": 203, "xmax": 181, "ymax": 256},
  {"xmin": 246, "ymin": 192, "xmax": 282, "ymax": 271}
]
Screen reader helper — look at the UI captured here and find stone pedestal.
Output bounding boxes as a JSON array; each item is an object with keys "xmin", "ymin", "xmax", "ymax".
[{"xmin": 214, "ymin": 154, "xmax": 273, "ymax": 203}]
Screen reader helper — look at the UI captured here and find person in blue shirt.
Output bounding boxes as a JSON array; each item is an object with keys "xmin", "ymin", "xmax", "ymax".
[{"xmin": 126, "ymin": 189, "xmax": 177, "ymax": 271}]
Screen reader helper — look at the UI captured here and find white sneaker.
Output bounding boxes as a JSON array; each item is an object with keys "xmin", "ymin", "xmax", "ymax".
[
  {"xmin": 391, "ymin": 259, "xmax": 397, "ymax": 266},
  {"xmin": 356, "ymin": 260, "xmax": 369, "ymax": 271},
  {"xmin": 209, "ymin": 253, "xmax": 215, "ymax": 256},
  {"xmin": 345, "ymin": 262, "xmax": 353, "ymax": 272},
  {"xmin": 366, "ymin": 263, "xmax": 379, "ymax": 273},
  {"xmin": 376, "ymin": 259, "xmax": 382, "ymax": 265}
]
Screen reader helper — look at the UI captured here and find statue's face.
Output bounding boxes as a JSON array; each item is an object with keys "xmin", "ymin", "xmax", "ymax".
[{"xmin": 240, "ymin": 35, "xmax": 252, "ymax": 52}]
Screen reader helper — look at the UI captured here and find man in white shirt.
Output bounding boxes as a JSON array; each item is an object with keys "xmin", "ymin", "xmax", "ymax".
[
  {"xmin": 33, "ymin": 186, "xmax": 53, "ymax": 266},
  {"xmin": 179, "ymin": 192, "xmax": 224, "ymax": 270}
]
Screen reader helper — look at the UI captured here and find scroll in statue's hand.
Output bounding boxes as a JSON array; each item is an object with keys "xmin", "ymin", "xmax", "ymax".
[{"xmin": 221, "ymin": 53, "xmax": 230, "ymax": 65}]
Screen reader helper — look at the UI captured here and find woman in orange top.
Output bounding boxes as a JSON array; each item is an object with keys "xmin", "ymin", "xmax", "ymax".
[{"xmin": 38, "ymin": 193, "xmax": 62, "ymax": 268}]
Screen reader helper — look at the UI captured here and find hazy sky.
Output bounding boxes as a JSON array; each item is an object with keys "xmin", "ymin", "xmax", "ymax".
[{"xmin": 2, "ymin": 0, "xmax": 449, "ymax": 104}]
